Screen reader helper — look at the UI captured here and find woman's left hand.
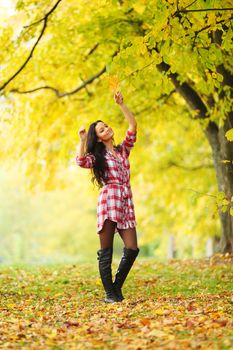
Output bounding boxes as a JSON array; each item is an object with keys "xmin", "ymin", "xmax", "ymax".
[{"xmin": 114, "ymin": 90, "xmax": 124, "ymax": 105}]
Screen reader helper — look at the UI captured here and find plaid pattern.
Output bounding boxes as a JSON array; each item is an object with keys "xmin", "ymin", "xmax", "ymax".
[{"xmin": 76, "ymin": 129, "xmax": 137, "ymax": 233}]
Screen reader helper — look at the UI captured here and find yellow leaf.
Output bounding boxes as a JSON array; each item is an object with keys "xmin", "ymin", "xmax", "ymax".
[
  {"xmin": 134, "ymin": 3, "xmax": 146, "ymax": 14},
  {"xmin": 154, "ymin": 309, "xmax": 165, "ymax": 315},
  {"xmin": 198, "ymin": 316, "xmax": 207, "ymax": 322},
  {"xmin": 108, "ymin": 75, "xmax": 119, "ymax": 92},
  {"xmin": 7, "ymin": 304, "xmax": 16, "ymax": 308},
  {"xmin": 47, "ymin": 329, "xmax": 57, "ymax": 339},
  {"xmin": 148, "ymin": 329, "xmax": 167, "ymax": 337}
]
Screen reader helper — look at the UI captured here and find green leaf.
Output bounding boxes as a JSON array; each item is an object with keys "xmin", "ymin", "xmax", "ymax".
[
  {"xmin": 217, "ymin": 191, "xmax": 225, "ymax": 200},
  {"xmin": 16, "ymin": 0, "xmax": 25, "ymax": 10},
  {"xmin": 222, "ymin": 199, "xmax": 230, "ymax": 206},
  {"xmin": 106, "ymin": 62, "xmax": 112, "ymax": 73},
  {"xmin": 225, "ymin": 129, "xmax": 233, "ymax": 142},
  {"xmin": 221, "ymin": 205, "xmax": 228, "ymax": 213},
  {"xmin": 216, "ymin": 73, "xmax": 223, "ymax": 82}
]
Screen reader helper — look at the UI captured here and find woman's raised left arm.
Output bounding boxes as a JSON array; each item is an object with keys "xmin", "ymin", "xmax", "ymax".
[{"xmin": 114, "ymin": 91, "xmax": 137, "ymax": 133}]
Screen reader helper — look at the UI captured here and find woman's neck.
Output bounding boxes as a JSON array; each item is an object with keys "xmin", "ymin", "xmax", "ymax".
[{"xmin": 103, "ymin": 139, "xmax": 114, "ymax": 151}]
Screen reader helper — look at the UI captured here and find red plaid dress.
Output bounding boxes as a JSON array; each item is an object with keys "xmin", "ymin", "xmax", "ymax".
[{"xmin": 76, "ymin": 129, "xmax": 137, "ymax": 234}]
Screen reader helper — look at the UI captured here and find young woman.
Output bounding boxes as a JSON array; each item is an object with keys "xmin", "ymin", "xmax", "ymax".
[{"xmin": 76, "ymin": 91, "xmax": 140, "ymax": 303}]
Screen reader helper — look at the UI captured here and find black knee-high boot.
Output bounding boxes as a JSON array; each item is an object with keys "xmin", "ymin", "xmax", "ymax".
[
  {"xmin": 97, "ymin": 247, "xmax": 119, "ymax": 303},
  {"xmin": 113, "ymin": 247, "xmax": 140, "ymax": 301}
]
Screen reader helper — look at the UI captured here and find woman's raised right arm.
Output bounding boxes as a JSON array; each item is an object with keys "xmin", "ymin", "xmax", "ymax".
[
  {"xmin": 77, "ymin": 138, "xmax": 86, "ymax": 158},
  {"xmin": 76, "ymin": 126, "xmax": 95, "ymax": 168}
]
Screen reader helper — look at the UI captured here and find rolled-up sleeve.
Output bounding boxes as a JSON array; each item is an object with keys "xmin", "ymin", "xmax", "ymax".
[
  {"xmin": 76, "ymin": 153, "xmax": 95, "ymax": 168},
  {"xmin": 120, "ymin": 129, "xmax": 137, "ymax": 158}
]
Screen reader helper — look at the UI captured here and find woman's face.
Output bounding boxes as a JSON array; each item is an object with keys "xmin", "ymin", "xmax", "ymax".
[{"xmin": 95, "ymin": 121, "xmax": 114, "ymax": 142}]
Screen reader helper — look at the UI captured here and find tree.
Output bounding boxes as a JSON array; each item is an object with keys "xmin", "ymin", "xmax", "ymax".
[{"xmin": 0, "ymin": 0, "xmax": 232, "ymax": 252}]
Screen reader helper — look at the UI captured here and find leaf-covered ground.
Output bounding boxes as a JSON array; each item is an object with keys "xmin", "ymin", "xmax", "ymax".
[{"xmin": 0, "ymin": 254, "xmax": 233, "ymax": 350}]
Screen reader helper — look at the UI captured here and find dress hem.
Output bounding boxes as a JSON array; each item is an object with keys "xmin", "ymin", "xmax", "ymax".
[{"xmin": 97, "ymin": 218, "xmax": 137, "ymax": 234}]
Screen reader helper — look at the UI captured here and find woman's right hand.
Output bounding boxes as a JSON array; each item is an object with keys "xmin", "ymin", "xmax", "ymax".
[{"xmin": 78, "ymin": 126, "xmax": 87, "ymax": 141}]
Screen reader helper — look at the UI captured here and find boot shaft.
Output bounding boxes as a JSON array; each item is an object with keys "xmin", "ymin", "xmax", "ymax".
[
  {"xmin": 97, "ymin": 247, "xmax": 119, "ymax": 303},
  {"xmin": 113, "ymin": 247, "xmax": 140, "ymax": 290}
]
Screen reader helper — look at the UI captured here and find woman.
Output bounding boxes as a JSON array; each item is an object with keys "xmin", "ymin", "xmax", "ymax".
[{"xmin": 76, "ymin": 91, "xmax": 140, "ymax": 303}]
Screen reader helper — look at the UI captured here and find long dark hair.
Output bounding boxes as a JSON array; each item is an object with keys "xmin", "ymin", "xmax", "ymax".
[{"xmin": 86, "ymin": 120, "xmax": 120, "ymax": 188}]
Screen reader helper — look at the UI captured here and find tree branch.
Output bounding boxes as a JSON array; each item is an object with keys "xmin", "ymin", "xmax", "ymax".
[
  {"xmin": 84, "ymin": 43, "xmax": 100, "ymax": 60},
  {"xmin": 10, "ymin": 68, "xmax": 106, "ymax": 97},
  {"xmin": 156, "ymin": 60, "xmax": 208, "ymax": 119},
  {"xmin": 10, "ymin": 50, "xmax": 119, "ymax": 98},
  {"xmin": 24, "ymin": 0, "xmax": 63, "ymax": 28},
  {"xmin": 176, "ymin": 0, "xmax": 233, "ymax": 13},
  {"xmin": 182, "ymin": 0, "xmax": 198, "ymax": 10},
  {"xmin": 191, "ymin": 16, "xmax": 233, "ymax": 49},
  {"xmin": 0, "ymin": 0, "xmax": 62, "ymax": 93},
  {"xmin": 132, "ymin": 90, "xmax": 176, "ymax": 116},
  {"xmin": 10, "ymin": 85, "xmax": 61, "ymax": 96},
  {"xmin": 154, "ymin": 55, "xmax": 220, "ymax": 150},
  {"xmin": 161, "ymin": 160, "xmax": 214, "ymax": 171},
  {"xmin": 0, "ymin": 19, "xmax": 47, "ymax": 92},
  {"xmin": 178, "ymin": 7, "xmax": 233, "ymax": 13}
]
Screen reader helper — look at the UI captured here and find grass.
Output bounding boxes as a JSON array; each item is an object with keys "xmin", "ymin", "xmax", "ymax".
[{"xmin": 0, "ymin": 255, "xmax": 233, "ymax": 349}]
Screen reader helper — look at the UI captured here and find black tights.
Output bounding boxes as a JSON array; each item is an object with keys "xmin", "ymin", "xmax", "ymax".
[{"xmin": 98, "ymin": 219, "xmax": 138, "ymax": 250}]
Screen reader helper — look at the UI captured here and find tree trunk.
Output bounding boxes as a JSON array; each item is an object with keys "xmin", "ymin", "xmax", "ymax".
[
  {"xmin": 203, "ymin": 116, "xmax": 233, "ymax": 253},
  {"xmin": 208, "ymin": 29, "xmax": 233, "ymax": 253},
  {"xmin": 156, "ymin": 61, "xmax": 233, "ymax": 253}
]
